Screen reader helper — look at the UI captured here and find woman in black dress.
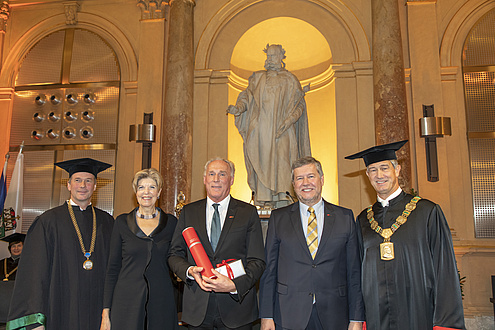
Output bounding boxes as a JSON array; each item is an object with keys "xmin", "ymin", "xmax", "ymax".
[{"xmin": 101, "ymin": 168, "xmax": 178, "ymax": 329}]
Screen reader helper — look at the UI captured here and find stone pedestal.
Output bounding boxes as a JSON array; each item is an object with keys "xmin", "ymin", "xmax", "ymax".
[
  {"xmin": 372, "ymin": 0, "xmax": 411, "ymax": 190},
  {"xmin": 160, "ymin": 0, "xmax": 195, "ymax": 214}
]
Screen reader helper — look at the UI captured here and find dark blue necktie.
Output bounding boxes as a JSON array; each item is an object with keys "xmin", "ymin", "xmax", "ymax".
[{"xmin": 211, "ymin": 203, "xmax": 221, "ymax": 251}]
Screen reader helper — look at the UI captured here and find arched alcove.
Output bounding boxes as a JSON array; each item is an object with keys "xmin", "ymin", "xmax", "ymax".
[
  {"xmin": 440, "ymin": 0, "xmax": 495, "ymax": 68},
  {"xmin": 227, "ymin": 17, "xmax": 338, "ymax": 204},
  {"xmin": 438, "ymin": 0, "xmax": 495, "ymax": 240},
  {"xmin": 192, "ymin": 0, "xmax": 374, "ymax": 212},
  {"xmin": 195, "ymin": 0, "xmax": 370, "ymax": 70}
]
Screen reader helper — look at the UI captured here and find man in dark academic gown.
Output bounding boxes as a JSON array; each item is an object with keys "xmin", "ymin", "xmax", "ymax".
[
  {"xmin": 7, "ymin": 158, "xmax": 114, "ymax": 330},
  {"xmin": 346, "ymin": 140, "xmax": 465, "ymax": 330},
  {"xmin": 0, "ymin": 233, "xmax": 25, "ymax": 281}
]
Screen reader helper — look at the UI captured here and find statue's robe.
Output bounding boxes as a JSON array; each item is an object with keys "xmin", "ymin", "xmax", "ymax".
[{"xmin": 234, "ymin": 69, "xmax": 311, "ymax": 206}]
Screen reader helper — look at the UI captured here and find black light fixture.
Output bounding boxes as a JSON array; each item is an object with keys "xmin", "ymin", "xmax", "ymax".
[
  {"xmin": 129, "ymin": 113, "xmax": 156, "ymax": 169},
  {"xmin": 419, "ymin": 104, "xmax": 452, "ymax": 182}
]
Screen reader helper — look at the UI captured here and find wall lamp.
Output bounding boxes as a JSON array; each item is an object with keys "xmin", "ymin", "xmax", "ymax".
[
  {"xmin": 419, "ymin": 105, "xmax": 451, "ymax": 182},
  {"xmin": 129, "ymin": 113, "xmax": 156, "ymax": 169}
]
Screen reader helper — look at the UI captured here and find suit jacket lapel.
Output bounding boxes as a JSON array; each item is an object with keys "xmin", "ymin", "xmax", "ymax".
[
  {"xmin": 289, "ymin": 203, "xmax": 312, "ymax": 259},
  {"xmin": 215, "ymin": 197, "xmax": 237, "ymax": 253},
  {"xmin": 316, "ymin": 201, "xmax": 335, "ymax": 258},
  {"xmin": 195, "ymin": 199, "xmax": 213, "ymax": 254},
  {"xmin": 126, "ymin": 209, "xmax": 140, "ymax": 236}
]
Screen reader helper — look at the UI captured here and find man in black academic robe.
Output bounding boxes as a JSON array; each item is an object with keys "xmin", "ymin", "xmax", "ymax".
[
  {"xmin": 346, "ymin": 141, "xmax": 465, "ymax": 330},
  {"xmin": 7, "ymin": 158, "xmax": 114, "ymax": 330}
]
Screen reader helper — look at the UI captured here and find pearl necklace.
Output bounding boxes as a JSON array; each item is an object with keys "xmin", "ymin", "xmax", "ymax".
[{"xmin": 136, "ymin": 208, "xmax": 159, "ymax": 219}]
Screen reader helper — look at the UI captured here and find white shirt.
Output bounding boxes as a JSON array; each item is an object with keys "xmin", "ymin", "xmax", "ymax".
[
  {"xmin": 206, "ymin": 195, "xmax": 231, "ymax": 240},
  {"xmin": 185, "ymin": 195, "xmax": 231, "ymax": 282},
  {"xmin": 377, "ymin": 187, "xmax": 402, "ymax": 207},
  {"xmin": 69, "ymin": 199, "xmax": 92, "ymax": 211},
  {"xmin": 299, "ymin": 198, "xmax": 324, "ymax": 245}
]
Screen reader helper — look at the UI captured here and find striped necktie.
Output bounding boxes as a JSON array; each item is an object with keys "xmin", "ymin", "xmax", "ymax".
[{"xmin": 307, "ymin": 207, "xmax": 318, "ymax": 259}]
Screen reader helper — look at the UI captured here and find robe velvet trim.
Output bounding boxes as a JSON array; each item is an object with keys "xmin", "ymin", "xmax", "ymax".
[{"xmin": 6, "ymin": 313, "xmax": 46, "ymax": 330}]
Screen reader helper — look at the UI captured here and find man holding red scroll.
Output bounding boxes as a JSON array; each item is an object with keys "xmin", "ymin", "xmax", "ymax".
[{"xmin": 169, "ymin": 158, "xmax": 265, "ymax": 329}]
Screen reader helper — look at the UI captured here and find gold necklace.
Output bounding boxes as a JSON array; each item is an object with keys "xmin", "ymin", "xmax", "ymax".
[
  {"xmin": 3, "ymin": 258, "xmax": 18, "ymax": 281},
  {"xmin": 67, "ymin": 201, "xmax": 97, "ymax": 270},
  {"xmin": 366, "ymin": 196, "xmax": 421, "ymax": 261}
]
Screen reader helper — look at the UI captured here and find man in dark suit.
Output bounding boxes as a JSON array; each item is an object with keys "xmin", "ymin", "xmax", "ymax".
[
  {"xmin": 168, "ymin": 157, "xmax": 266, "ymax": 329},
  {"xmin": 259, "ymin": 156, "xmax": 364, "ymax": 330}
]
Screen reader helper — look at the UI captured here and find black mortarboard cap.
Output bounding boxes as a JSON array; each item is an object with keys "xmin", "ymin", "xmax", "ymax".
[
  {"xmin": 54, "ymin": 158, "xmax": 112, "ymax": 178},
  {"xmin": 345, "ymin": 140, "xmax": 408, "ymax": 167},
  {"xmin": 1, "ymin": 233, "xmax": 26, "ymax": 246}
]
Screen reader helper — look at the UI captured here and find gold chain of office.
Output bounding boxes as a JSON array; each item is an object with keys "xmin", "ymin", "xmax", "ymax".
[
  {"xmin": 366, "ymin": 196, "xmax": 421, "ymax": 260},
  {"xmin": 67, "ymin": 201, "xmax": 96, "ymax": 270},
  {"xmin": 3, "ymin": 258, "xmax": 17, "ymax": 281}
]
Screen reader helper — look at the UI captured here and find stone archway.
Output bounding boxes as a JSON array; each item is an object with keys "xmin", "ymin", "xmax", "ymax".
[
  {"xmin": 0, "ymin": 12, "xmax": 137, "ymax": 86},
  {"xmin": 191, "ymin": 0, "xmax": 374, "ymax": 211},
  {"xmin": 0, "ymin": 12, "xmax": 138, "ymax": 213}
]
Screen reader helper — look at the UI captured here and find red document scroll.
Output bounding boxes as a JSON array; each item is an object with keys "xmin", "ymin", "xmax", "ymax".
[{"xmin": 182, "ymin": 227, "xmax": 216, "ymax": 278}]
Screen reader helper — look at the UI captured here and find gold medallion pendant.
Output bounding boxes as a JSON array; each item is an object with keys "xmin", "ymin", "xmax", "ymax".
[
  {"xmin": 380, "ymin": 242, "xmax": 395, "ymax": 260},
  {"xmin": 83, "ymin": 258, "xmax": 94, "ymax": 270}
]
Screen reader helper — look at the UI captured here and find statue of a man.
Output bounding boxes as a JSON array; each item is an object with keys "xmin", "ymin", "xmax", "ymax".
[{"xmin": 227, "ymin": 44, "xmax": 311, "ymax": 208}]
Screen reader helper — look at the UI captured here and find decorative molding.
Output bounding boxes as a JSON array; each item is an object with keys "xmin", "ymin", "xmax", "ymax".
[
  {"xmin": 0, "ymin": 12, "xmax": 139, "ymax": 86},
  {"xmin": 64, "ymin": 2, "xmax": 80, "ymax": 26},
  {"xmin": 0, "ymin": 1, "xmax": 10, "ymax": 33},
  {"xmin": 440, "ymin": 66, "xmax": 459, "ymax": 81},
  {"xmin": 137, "ymin": 0, "xmax": 167, "ymax": 20}
]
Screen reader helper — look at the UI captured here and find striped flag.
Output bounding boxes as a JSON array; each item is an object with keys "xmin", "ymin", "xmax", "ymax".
[
  {"xmin": 0, "ymin": 156, "xmax": 7, "ymax": 238},
  {"xmin": 0, "ymin": 156, "xmax": 7, "ymax": 212},
  {"xmin": 4, "ymin": 147, "xmax": 24, "ymax": 235}
]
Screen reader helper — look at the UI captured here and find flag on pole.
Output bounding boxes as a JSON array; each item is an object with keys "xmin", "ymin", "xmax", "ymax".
[
  {"xmin": 4, "ymin": 144, "xmax": 24, "ymax": 235},
  {"xmin": 0, "ymin": 155, "xmax": 7, "ymax": 212},
  {"xmin": 0, "ymin": 155, "xmax": 8, "ymax": 238}
]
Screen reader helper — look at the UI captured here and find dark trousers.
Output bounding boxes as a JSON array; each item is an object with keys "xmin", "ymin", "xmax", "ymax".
[
  {"xmin": 188, "ymin": 293, "xmax": 253, "ymax": 330},
  {"xmin": 275, "ymin": 304, "xmax": 324, "ymax": 330}
]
